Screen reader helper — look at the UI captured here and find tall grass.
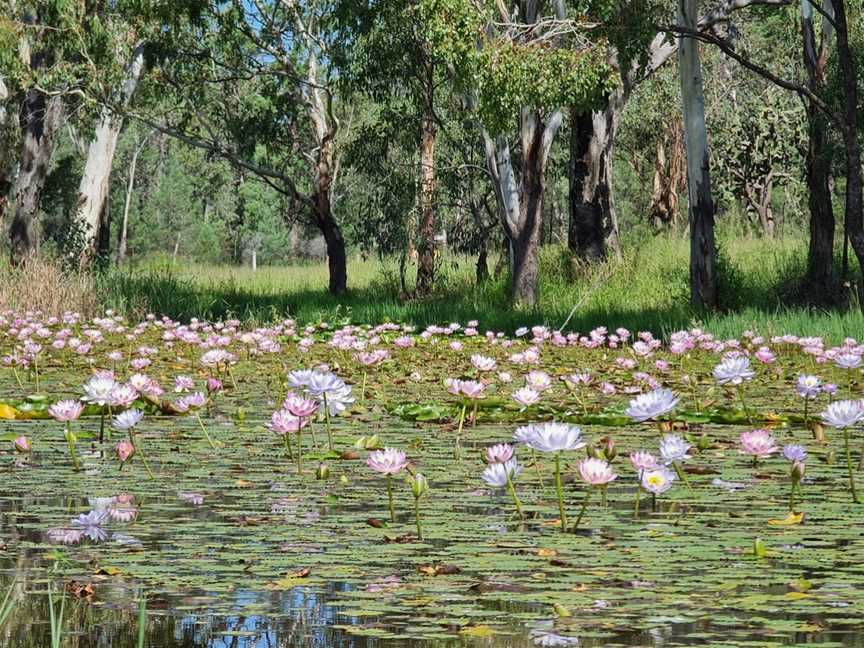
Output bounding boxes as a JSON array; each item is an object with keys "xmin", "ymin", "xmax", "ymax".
[
  {"xmin": 0, "ymin": 256, "xmax": 99, "ymax": 317},
  {"xmin": 89, "ymin": 233, "xmax": 864, "ymax": 341}
]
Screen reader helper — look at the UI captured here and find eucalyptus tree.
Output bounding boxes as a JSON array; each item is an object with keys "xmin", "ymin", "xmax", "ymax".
[
  {"xmin": 335, "ymin": 0, "xmax": 454, "ymax": 295},
  {"xmin": 567, "ymin": 0, "xmax": 795, "ymax": 266},
  {"xmin": 425, "ymin": 0, "xmax": 617, "ymax": 306},
  {"xmin": 134, "ymin": 0, "xmax": 350, "ymax": 295},
  {"xmin": 678, "ymin": 0, "xmax": 716, "ymax": 309}
]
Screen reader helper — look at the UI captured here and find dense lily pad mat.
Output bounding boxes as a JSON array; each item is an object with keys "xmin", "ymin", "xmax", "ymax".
[{"xmin": 0, "ymin": 316, "xmax": 863, "ymax": 646}]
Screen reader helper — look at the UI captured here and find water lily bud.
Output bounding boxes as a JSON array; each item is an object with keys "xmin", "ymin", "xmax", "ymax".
[
  {"xmin": 791, "ymin": 460, "xmax": 806, "ymax": 483},
  {"xmin": 116, "ymin": 440, "xmax": 135, "ymax": 463},
  {"xmin": 585, "ymin": 442, "xmax": 601, "ymax": 460},
  {"xmin": 825, "ymin": 449, "xmax": 836, "ymax": 465},
  {"xmin": 354, "ymin": 436, "xmax": 368, "ymax": 449},
  {"xmin": 411, "ymin": 473, "xmax": 429, "ymax": 499},
  {"xmin": 365, "ymin": 434, "xmax": 380, "ymax": 450},
  {"xmin": 601, "ymin": 437, "xmax": 617, "ymax": 462},
  {"xmin": 316, "ymin": 463, "xmax": 330, "ymax": 480},
  {"xmin": 697, "ymin": 433, "xmax": 710, "ymax": 452},
  {"xmin": 12, "ymin": 435, "xmax": 31, "ymax": 454},
  {"xmin": 233, "ymin": 407, "xmax": 247, "ymax": 422},
  {"xmin": 206, "ymin": 377, "xmax": 223, "ymax": 393},
  {"xmin": 339, "ymin": 474, "xmax": 349, "ymax": 486}
]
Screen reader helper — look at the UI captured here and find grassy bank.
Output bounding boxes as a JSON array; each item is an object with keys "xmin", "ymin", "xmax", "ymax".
[{"xmin": 82, "ymin": 234, "xmax": 864, "ymax": 340}]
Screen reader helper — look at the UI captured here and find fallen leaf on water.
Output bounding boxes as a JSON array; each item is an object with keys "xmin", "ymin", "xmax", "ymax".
[
  {"xmin": 459, "ymin": 625, "xmax": 495, "ymax": 638},
  {"xmin": 418, "ymin": 563, "xmax": 461, "ymax": 576},
  {"xmin": 768, "ymin": 511, "xmax": 805, "ymax": 526}
]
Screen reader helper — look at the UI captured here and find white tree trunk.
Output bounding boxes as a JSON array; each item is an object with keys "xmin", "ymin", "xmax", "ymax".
[
  {"xmin": 116, "ymin": 132, "xmax": 150, "ymax": 266},
  {"xmin": 75, "ymin": 42, "xmax": 145, "ymax": 265},
  {"xmin": 679, "ymin": 0, "xmax": 717, "ymax": 308}
]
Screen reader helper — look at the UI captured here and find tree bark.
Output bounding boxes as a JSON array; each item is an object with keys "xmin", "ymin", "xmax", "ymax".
[
  {"xmin": 678, "ymin": 0, "xmax": 717, "ymax": 309},
  {"xmin": 312, "ymin": 134, "xmax": 347, "ymax": 295},
  {"xmin": 832, "ymin": 0, "xmax": 864, "ymax": 287},
  {"xmin": 483, "ymin": 109, "xmax": 561, "ymax": 307},
  {"xmin": 75, "ymin": 42, "xmax": 145, "ymax": 266},
  {"xmin": 415, "ymin": 105, "xmax": 437, "ymax": 296},
  {"xmin": 511, "ymin": 132, "xmax": 545, "ymax": 306},
  {"xmin": 9, "ymin": 91, "xmax": 63, "ymax": 265},
  {"xmin": 801, "ymin": 0, "xmax": 836, "ymax": 291},
  {"xmin": 567, "ymin": 99, "xmax": 623, "ymax": 262}
]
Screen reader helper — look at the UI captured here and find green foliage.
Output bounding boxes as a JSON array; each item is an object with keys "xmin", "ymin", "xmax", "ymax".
[{"xmin": 477, "ymin": 42, "xmax": 616, "ymax": 133}]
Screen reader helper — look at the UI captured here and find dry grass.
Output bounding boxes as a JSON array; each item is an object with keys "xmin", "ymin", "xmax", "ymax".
[{"xmin": 0, "ymin": 255, "xmax": 100, "ymax": 318}]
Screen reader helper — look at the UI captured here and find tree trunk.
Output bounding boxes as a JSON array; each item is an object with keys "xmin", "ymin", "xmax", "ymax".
[
  {"xmin": 0, "ymin": 73, "xmax": 12, "ymax": 230},
  {"xmin": 805, "ymin": 115, "xmax": 834, "ymax": 289},
  {"xmin": 312, "ymin": 135, "xmax": 347, "ymax": 296},
  {"xmin": 116, "ymin": 132, "xmax": 148, "ymax": 267},
  {"xmin": 650, "ymin": 117, "xmax": 686, "ymax": 228},
  {"xmin": 415, "ymin": 108, "xmax": 437, "ymax": 295},
  {"xmin": 678, "ymin": 0, "xmax": 717, "ymax": 309},
  {"xmin": 75, "ymin": 42, "xmax": 145, "ymax": 267},
  {"xmin": 568, "ymin": 100, "xmax": 623, "ymax": 262},
  {"xmin": 802, "ymin": 0, "xmax": 835, "ymax": 292},
  {"xmin": 832, "ymin": 0, "xmax": 864, "ymax": 287},
  {"xmin": 511, "ymin": 122, "xmax": 546, "ymax": 307},
  {"xmin": 9, "ymin": 91, "xmax": 63, "ymax": 265}
]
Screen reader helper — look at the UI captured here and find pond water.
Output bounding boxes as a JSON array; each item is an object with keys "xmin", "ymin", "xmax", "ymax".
[{"xmin": 1, "ymin": 319, "xmax": 864, "ymax": 646}]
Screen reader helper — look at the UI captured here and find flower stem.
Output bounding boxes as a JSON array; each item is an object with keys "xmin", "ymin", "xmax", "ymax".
[
  {"xmin": 634, "ymin": 486, "xmax": 641, "ymax": 518},
  {"xmin": 64, "ymin": 424, "xmax": 80, "ymax": 472},
  {"xmin": 196, "ymin": 414, "xmax": 218, "ymax": 450},
  {"xmin": 323, "ymin": 393, "xmax": 334, "ymax": 451},
  {"xmin": 296, "ymin": 423, "xmax": 304, "ymax": 474},
  {"xmin": 414, "ymin": 497, "xmax": 422, "ymax": 540},
  {"xmin": 506, "ymin": 472, "xmax": 524, "ymax": 520},
  {"xmin": 455, "ymin": 403, "xmax": 467, "ymax": 460},
  {"xmin": 129, "ymin": 430, "xmax": 155, "ymax": 480},
  {"xmin": 283, "ymin": 431, "xmax": 294, "ymax": 460},
  {"xmin": 555, "ymin": 454, "xmax": 567, "ymax": 532},
  {"xmin": 387, "ymin": 476, "xmax": 395, "ymax": 523},
  {"xmin": 572, "ymin": 489, "xmax": 592, "ymax": 531},
  {"xmin": 737, "ymin": 385, "xmax": 753, "ymax": 424},
  {"xmin": 673, "ymin": 461, "xmax": 693, "ymax": 492},
  {"xmin": 361, "ymin": 372, "xmax": 367, "ymax": 400},
  {"xmin": 844, "ymin": 428, "xmax": 859, "ymax": 503},
  {"xmin": 531, "ymin": 449, "xmax": 545, "ymax": 490}
]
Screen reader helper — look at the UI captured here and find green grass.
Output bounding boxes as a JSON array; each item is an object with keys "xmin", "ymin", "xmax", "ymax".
[{"xmin": 98, "ymin": 234, "xmax": 864, "ymax": 340}]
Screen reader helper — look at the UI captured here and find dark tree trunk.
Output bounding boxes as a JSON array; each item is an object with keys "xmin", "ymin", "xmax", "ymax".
[
  {"xmin": 567, "ymin": 101, "xmax": 623, "ymax": 262},
  {"xmin": 833, "ymin": 0, "xmax": 864, "ymax": 288},
  {"xmin": 804, "ymin": 111, "xmax": 835, "ymax": 291},
  {"xmin": 312, "ymin": 136, "xmax": 347, "ymax": 296},
  {"xmin": 96, "ymin": 200, "xmax": 110, "ymax": 264},
  {"xmin": 511, "ymin": 131, "xmax": 545, "ymax": 307},
  {"xmin": 415, "ymin": 107, "xmax": 437, "ymax": 296},
  {"xmin": 801, "ymin": 0, "xmax": 836, "ymax": 293},
  {"xmin": 9, "ymin": 91, "xmax": 63, "ymax": 265}
]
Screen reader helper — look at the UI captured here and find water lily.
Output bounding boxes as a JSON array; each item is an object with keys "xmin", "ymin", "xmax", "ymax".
[
  {"xmin": 522, "ymin": 423, "xmax": 585, "ymax": 532},
  {"xmin": 739, "ymin": 429, "xmax": 779, "ymax": 462},
  {"xmin": 821, "ymin": 399, "xmax": 863, "ymax": 503},
  {"xmin": 573, "ymin": 458, "xmax": 617, "ymax": 530},
  {"xmin": 367, "ymin": 448, "xmax": 409, "ymax": 523},
  {"xmin": 659, "ymin": 434, "xmax": 693, "ymax": 492},
  {"xmin": 48, "ymin": 399, "xmax": 84, "ymax": 471},
  {"xmin": 485, "ymin": 443, "xmax": 514, "ymax": 464},
  {"xmin": 481, "ymin": 458, "xmax": 524, "ymax": 519},
  {"xmin": 625, "ymin": 388, "xmax": 679, "ymax": 423}
]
